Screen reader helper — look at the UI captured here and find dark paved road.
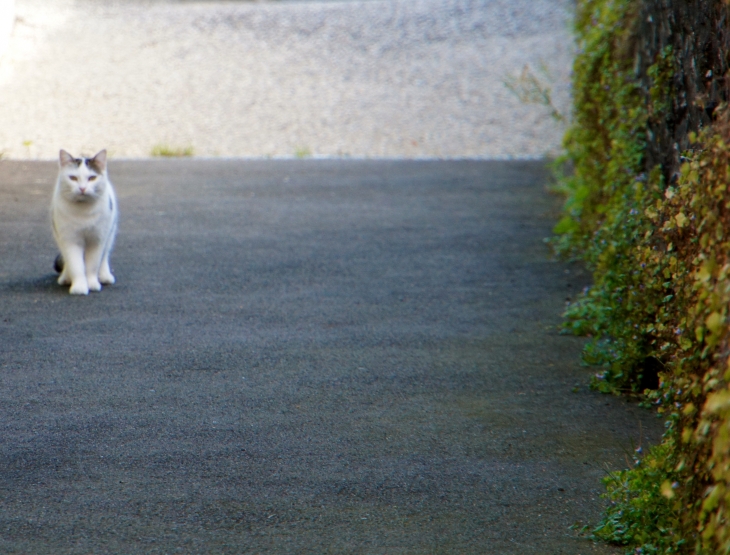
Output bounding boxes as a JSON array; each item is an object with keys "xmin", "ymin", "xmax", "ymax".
[{"xmin": 0, "ymin": 160, "xmax": 662, "ymax": 554}]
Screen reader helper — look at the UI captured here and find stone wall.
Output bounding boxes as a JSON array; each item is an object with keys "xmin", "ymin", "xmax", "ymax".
[{"xmin": 632, "ymin": 0, "xmax": 730, "ymax": 183}]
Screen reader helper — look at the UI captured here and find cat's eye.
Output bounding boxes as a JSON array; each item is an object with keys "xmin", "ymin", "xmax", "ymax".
[
  {"xmin": 69, "ymin": 176, "xmax": 78, "ymax": 181},
  {"xmin": 88, "ymin": 176, "xmax": 97, "ymax": 181}
]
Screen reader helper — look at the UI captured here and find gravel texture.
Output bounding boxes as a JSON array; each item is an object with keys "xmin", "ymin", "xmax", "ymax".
[
  {"xmin": 0, "ymin": 0, "xmax": 13, "ymax": 58},
  {"xmin": 0, "ymin": 0, "xmax": 574, "ymax": 159}
]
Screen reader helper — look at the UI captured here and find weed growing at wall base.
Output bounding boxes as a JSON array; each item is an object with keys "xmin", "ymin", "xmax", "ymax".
[
  {"xmin": 554, "ymin": 0, "xmax": 730, "ymax": 553},
  {"xmin": 294, "ymin": 146, "xmax": 312, "ymax": 159},
  {"xmin": 151, "ymin": 144, "xmax": 194, "ymax": 157}
]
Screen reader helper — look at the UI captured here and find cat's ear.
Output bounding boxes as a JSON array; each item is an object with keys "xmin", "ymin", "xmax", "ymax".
[
  {"xmin": 89, "ymin": 149, "xmax": 107, "ymax": 173},
  {"xmin": 59, "ymin": 149, "xmax": 75, "ymax": 167}
]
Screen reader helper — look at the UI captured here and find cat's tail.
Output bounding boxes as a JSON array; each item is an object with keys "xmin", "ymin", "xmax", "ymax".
[{"xmin": 53, "ymin": 254, "xmax": 64, "ymax": 274}]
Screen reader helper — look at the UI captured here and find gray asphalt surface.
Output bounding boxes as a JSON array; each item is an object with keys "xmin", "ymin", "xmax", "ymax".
[{"xmin": 0, "ymin": 160, "xmax": 662, "ymax": 554}]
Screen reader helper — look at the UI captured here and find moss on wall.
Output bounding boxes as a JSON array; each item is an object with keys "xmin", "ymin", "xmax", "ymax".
[{"xmin": 557, "ymin": 0, "xmax": 730, "ymax": 552}]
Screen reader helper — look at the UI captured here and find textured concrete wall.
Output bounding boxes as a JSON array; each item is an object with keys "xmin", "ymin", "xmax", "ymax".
[{"xmin": 0, "ymin": 0, "xmax": 14, "ymax": 58}]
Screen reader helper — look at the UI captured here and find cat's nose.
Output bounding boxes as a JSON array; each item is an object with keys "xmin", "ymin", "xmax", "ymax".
[{"xmin": 79, "ymin": 187, "xmax": 86, "ymax": 194}]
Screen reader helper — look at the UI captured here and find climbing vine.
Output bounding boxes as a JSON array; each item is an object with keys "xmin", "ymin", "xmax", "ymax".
[
  {"xmin": 556, "ymin": 0, "xmax": 730, "ymax": 553},
  {"xmin": 554, "ymin": 0, "xmax": 658, "ymax": 393}
]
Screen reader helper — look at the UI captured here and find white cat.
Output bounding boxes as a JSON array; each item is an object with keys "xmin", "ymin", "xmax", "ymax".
[{"xmin": 51, "ymin": 149, "xmax": 118, "ymax": 295}]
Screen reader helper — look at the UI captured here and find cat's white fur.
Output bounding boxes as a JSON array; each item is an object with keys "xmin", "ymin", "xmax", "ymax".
[{"xmin": 51, "ymin": 149, "xmax": 118, "ymax": 295}]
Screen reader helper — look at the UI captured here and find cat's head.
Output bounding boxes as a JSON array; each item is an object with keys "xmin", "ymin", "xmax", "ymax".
[{"xmin": 57, "ymin": 149, "xmax": 108, "ymax": 202}]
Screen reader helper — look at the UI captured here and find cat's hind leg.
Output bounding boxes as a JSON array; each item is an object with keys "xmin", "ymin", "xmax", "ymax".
[
  {"xmin": 53, "ymin": 254, "xmax": 64, "ymax": 274},
  {"xmin": 98, "ymin": 220, "xmax": 116, "ymax": 285},
  {"xmin": 54, "ymin": 254, "xmax": 73, "ymax": 285},
  {"xmin": 98, "ymin": 257, "xmax": 115, "ymax": 285},
  {"xmin": 57, "ymin": 253, "xmax": 71, "ymax": 285}
]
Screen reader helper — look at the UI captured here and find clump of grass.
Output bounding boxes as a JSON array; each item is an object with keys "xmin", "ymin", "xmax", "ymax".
[
  {"xmin": 294, "ymin": 146, "xmax": 312, "ymax": 159},
  {"xmin": 150, "ymin": 144, "xmax": 194, "ymax": 157}
]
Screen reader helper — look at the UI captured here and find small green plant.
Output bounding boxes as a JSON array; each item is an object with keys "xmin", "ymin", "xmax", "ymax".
[
  {"xmin": 294, "ymin": 146, "xmax": 312, "ymax": 159},
  {"xmin": 593, "ymin": 443, "xmax": 683, "ymax": 553},
  {"xmin": 554, "ymin": 0, "xmax": 730, "ymax": 552},
  {"xmin": 150, "ymin": 144, "xmax": 194, "ymax": 157},
  {"xmin": 504, "ymin": 63, "xmax": 565, "ymax": 122}
]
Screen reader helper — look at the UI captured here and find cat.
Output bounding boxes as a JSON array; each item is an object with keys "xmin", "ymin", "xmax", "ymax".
[{"xmin": 51, "ymin": 149, "xmax": 118, "ymax": 295}]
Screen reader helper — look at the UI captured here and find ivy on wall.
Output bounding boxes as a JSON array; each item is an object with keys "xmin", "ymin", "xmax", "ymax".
[{"xmin": 556, "ymin": 0, "xmax": 730, "ymax": 553}]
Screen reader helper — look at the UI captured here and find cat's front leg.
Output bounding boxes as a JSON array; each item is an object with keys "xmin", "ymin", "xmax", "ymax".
[
  {"xmin": 61, "ymin": 244, "xmax": 89, "ymax": 295},
  {"xmin": 84, "ymin": 243, "xmax": 104, "ymax": 292}
]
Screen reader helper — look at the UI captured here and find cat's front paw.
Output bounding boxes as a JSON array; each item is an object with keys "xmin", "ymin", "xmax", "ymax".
[
  {"xmin": 69, "ymin": 281, "xmax": 89, "ymax": 295},
  {"xmin": 58, "ymin": 273, "xmax": 71, "ymax": 286},
  {"xmin": 87, "ymin": 278, "xmax": 102, "ymax": 292},
  {"xmin": 99, "ymin": 272, "xmax": 115, "ymax": 285}
]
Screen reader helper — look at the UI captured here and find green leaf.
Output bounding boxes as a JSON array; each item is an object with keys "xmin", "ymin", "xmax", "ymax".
[
  {"xmin": 553, "ymin": 216, "xmax": 578, "ymax": 235},
  {"xmin": 706, "ymin": 311, "xmax": 724, "ymax": 336}
]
